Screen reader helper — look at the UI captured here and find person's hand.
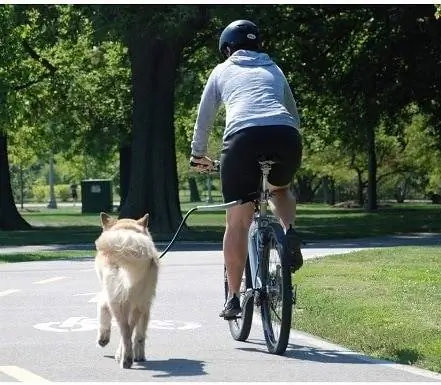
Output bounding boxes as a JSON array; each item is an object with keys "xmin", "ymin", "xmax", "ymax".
[{"xmin": 189, "ymin": 155, "xmax": 213, "ymax": 172}]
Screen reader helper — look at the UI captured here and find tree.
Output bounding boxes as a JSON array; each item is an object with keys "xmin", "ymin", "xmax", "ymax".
[
  {"xmin": 63, "ymin": 5, "xmax": 210, "ymax": 233},
  {"xmin": 0, "ymin": 5, "xmax": 57, "ymax": 229}
]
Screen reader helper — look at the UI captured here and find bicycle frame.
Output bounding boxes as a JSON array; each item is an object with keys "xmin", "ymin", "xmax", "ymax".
[
  {"xmin": 194, "ymin": 161, "xmax": 277, "ymax": 295},
  {"xmin": 247, "ymin": 161, "xmax": 277, "ymax": 291}
]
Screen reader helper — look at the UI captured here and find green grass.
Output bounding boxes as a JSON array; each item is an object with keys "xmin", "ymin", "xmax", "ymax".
[
  {"xmin": 0, "ymin": 250, "xmax": 93, "ymax": 263},
  {"xmin": 0, "ymin": 202, "xmax": 440, "ymax": 246},
  {"xmin": 293, "ymin": 246, "xmax": 441, "ymax": 373}
]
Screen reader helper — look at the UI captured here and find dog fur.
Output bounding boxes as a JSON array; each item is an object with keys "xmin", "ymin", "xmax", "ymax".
[{"xmin": 94, "ymin": 212, "xmax": 159, "ymax": 369}]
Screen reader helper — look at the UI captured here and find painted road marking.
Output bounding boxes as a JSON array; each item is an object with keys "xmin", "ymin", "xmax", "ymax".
[
  {"xmin": 34, "ymin": 317, "xmax": 97, "ymax": 332},
  {"xmin": 0, "ymin": 289, "xmax": 20, "ymax": 297},
  {"xmin": 73, "ymin": 292, "xmax": 99, "ymax": 303},
  {"xmin": 34, "ymin": 316, "xmax": 202, "ymax": 332},
  {"xmin": 0, "ymin": 365, "xmax": 50, "ymax": 383},
  {"xmin": 33, "ymin": 276, "xmax": 68, "ymax": 284},
  {"xmin": 149, "ymin": 320, "xmax": 201, "ymax": 330}
]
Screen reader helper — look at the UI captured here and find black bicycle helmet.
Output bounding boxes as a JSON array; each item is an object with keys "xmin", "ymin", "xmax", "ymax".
[{"xmin": 218, "ymin": 20, "xmax": 260, "ymax": 58}]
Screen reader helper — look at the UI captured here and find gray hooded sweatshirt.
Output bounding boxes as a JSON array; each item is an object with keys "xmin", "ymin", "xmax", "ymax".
[{"xmin": 191, "ymin": 50, "xmax": 300, "ymax": 156}]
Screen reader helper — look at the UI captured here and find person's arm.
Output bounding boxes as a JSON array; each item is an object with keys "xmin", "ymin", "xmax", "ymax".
[
  {"xmin": 191, "ymin": 68, "xmax": 221, "ymax": 157},
  {"xmin": 283, "ymin": 78, "xmax": 300, "ymax": 128}
]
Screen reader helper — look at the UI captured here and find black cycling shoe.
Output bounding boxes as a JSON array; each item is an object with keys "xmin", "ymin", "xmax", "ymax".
[
  {"xmin": 284, "ymin": 225, "xmax": 303, "ymax": 273},
  {"xmin": 219, "ymin": 294, "xmax": 241, "ymax": 319}
]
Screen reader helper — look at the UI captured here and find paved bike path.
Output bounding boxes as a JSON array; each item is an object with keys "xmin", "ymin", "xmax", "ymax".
[{"xmin": 0, "ymin": 234, "xmax": 440, "ymax": 382}]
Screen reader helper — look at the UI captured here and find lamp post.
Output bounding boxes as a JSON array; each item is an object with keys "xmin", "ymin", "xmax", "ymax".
[{"xmin": 47, "ymin": 153, "xmax": 57, "ymax": 209}]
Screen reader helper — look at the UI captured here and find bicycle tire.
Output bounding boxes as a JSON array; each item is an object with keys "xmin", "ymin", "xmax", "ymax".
[
  {"xmin": 223, "ymin": 256, "xmax": 254, "ymax": 341},
  {"xmin": 260, "ymin": 222, "xmax": 293, "ymax": 355}
]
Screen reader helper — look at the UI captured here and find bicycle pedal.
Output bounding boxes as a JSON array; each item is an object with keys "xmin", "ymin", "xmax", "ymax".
[{"xmin": 223, "ymin": 314, "xmax": 242, "ymax": 321}]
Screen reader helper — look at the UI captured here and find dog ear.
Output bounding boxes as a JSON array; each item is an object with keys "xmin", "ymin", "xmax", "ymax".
[
  {"xmin": 137, "ymin": 213, "xmax": 149, "ymax": 228},
  {"xmin": 100, "ymin": 212, "xmax": 116, "ymax": 230}
]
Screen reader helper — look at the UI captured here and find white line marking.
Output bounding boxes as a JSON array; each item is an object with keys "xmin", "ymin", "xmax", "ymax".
[
  {"xmin": 33, "ymin": 276, "xmax": 68, "ymax": 284},
  {"xmin": 73, "ymin": 292, "xmax": 99, "ymax": 302},
  {"xmin": 60, "ymin": 316, "xmax": 85, "ymax": 328},
  {"xmin": 0, "ymin": 365, "xmax": 50, "ymax": 383},
  {"xmin": 252, "ymin": 317, "xmax": 441, "ymax": 380},
  {"xmin": 0, "ymin": 289, "xmax": 20, "ymax": 297},
  {"xmin": 72, "ymin": 292, "xmax": 97, "ymax": 297}
]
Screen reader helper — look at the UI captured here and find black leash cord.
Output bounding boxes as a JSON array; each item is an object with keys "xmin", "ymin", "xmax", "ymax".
[{"xmin": 158, "ymin": 207, "xmax": 199, "ymax": 259}]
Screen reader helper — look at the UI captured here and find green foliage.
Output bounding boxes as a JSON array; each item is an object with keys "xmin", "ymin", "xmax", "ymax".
[
  {"xmin": 55, "ymin": 184, "xmax": 71, "ymax": 202},
  {"xmin": 31, "ymin": 184, "xmax": 48, "ymax": 202}
]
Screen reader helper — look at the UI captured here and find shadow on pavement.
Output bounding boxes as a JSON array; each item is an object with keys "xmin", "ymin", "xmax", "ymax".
[
  {"xmin": 137, "ymin": 358, "xmax": 207, "ymax": 377},
  {"xmin": 237, "ymin": 339, "xmax": 380, "ymax": 365},
  {"xmin": 103, "ymin": 355, "xmax": 207, "ymax": 377}
]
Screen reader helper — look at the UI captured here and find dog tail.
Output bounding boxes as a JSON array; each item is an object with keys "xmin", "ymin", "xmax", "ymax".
[{"xmin": 95, "ymin": 229, "xmax": 159, "ymax": 267}]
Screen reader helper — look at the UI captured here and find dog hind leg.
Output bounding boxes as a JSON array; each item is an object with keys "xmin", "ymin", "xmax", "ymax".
[
  {"xmin": 133, "ymin": 307, "xmax": 150, "ymax": 362},
  {"xmin": 111, "ymin": 302, "xmax": 134, "ymax": 369},
  {"xmin": 96, "ymin": 295, "xmax": 112, "ymax": 347}
]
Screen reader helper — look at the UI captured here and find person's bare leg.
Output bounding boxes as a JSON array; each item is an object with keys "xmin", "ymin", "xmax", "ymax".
[
  {"xmin": 269, "ymin": 184, "xmax": 303, "ymax": 271},
  {"xmin": 223, "ymin": 202, "xmax": 254, "ymax": 297},
  {"xmin": 268, "ymin": 184, "xmax": 296, "ymax": 232}
]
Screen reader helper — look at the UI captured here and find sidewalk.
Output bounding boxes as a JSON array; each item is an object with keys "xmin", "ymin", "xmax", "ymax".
[{"xmin": 1, "ymin": 232, "xmax": 439, "ymax": 255}]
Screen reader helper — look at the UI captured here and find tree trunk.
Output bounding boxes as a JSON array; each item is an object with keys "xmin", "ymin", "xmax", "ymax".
[
  {"xmin": 120, "ymin": 36, "xmax": 183, "ymax": 233},
  {"xmin": 356, "ymin": 170, "xmax": 365, "ymax": 207},
  {"xmin": 296, "ymin": 174, "xmax": 319, "ymax": 203},
  {"xmin": 366, "ymin": 124, "xmax": 378, "ymax": 211},
  {"xmin": 118, "ymin": 143, "xmax": 131, "ymax": 209},
  {"xmin": 0, "ymin": 133, "xmax": 31, "ymax": 230},
  {"xmin": 329, "ymin": 177, "xmax": 336, "ymax": 205},
  {"xmin": 322, "ymin": 176, "xmax": 336, "ymax": 205},
  {"xmin": 19, "ymin": 165, "xmax": 24, "ymax": 209},
  {"xmin": 188, "ymin": 177, "xmax": 201, "ymax": 202}
]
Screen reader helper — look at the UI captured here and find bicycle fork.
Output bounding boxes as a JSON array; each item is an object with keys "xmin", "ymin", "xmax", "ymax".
[{"xmin": 247, "ymin": 221, "xmax": 270, "ymax": 307}]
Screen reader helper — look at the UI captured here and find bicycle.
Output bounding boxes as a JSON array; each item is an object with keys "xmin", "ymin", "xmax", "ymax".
[{"xmin": 189, "ymin": 158, "xmax": 298, "ymax": 355}]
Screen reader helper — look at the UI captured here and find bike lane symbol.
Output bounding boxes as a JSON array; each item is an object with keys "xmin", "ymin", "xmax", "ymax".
[
  {"xmin": 34, "ymin": 317, "xmax": 97, "ymax": 332},
  {"xmin": 33, "ymin": 317, "xmax": 201, "ymax": 332}
]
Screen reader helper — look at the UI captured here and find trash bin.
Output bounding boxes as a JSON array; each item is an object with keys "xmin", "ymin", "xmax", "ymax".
[{"xmin": 81, "ymin": 179, "xmax": 113, "ymax": 213}]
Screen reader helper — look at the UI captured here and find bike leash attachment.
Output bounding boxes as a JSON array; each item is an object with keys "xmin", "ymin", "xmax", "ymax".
[{"xmin": 158, "ymin": 199, "xmax": 242, "ymax": 260}]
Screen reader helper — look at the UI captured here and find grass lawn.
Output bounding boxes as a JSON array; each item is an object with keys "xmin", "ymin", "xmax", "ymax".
[
  {"xmin": 0, "ymin": 202, "xmax": 440, "ymax": 246},
  {"xmin": 293, "ymin": 246, "xmax": 441, "ymax": 373},
  {"xmin": 0, "ymin": 250, "xmax": 92, "ymax": 263}
]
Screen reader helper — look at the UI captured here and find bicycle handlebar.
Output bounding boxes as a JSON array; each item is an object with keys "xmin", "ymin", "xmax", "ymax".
[{"xmin": 189, "ymin": 159, "xmax": 220, "ymax": 173}]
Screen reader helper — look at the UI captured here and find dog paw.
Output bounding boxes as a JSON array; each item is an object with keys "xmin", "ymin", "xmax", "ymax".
[
  {"xmin": 122, "ymin": 355, "xmax": 133, "ymax": 369},
  {"xmin": 97, "ymin": 337, "xmax": 110, "ymax": 347},
  {"xmin": 133, "ymin": 354, "xmax": 146, "ymax": 362},
  {"xmin": 97, "ymin": 329, "xmax": 110, "ymax": 347}
]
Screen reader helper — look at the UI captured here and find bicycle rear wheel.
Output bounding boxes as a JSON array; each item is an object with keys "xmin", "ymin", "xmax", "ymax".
[
  {"xmin": 224, "ymin": 256, "xmax": 254, "ymax": 341},
  {"xmin": 260, "ymin": 222, "xmax": 293, "ymax": 355}
]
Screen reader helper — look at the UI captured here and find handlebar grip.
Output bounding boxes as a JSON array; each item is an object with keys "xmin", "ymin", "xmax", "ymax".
[{"xmin": 189, "ymin": 160, "xmax": 220, "ymax": 172}]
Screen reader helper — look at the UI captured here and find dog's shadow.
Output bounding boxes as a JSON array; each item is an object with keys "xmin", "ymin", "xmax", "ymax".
[{"xmin": 104, "ymin": 355, "xmax": 207, "ymax": 377}]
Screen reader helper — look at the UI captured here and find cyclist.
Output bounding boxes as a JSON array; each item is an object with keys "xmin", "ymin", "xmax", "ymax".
[{"xmin": 190, "ymin": 19, "xmax": 303, "ymax": 318}]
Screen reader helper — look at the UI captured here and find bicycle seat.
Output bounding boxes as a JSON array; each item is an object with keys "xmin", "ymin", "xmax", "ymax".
[
  {"xmin": 257, "ymin": 155, "xmax": 282, "ymax": 168},
  {"xmin": 257, "ymin": 154, "xmax": 282, "ymax": 163}
]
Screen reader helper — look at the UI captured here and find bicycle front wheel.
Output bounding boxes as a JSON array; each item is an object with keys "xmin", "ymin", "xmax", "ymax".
[
  {"xmin": 260, "ymin": 222, "xmax": 293, "ymax": 355},
  {"xmin": 224, "ymin": 256, "xmax": 254, "ymax": 341}
]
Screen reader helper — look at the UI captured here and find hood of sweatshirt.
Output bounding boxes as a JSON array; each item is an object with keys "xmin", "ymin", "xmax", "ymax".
[{"xmin": 228, "ymin": 50, "xmax": 274, "ymax": 67}]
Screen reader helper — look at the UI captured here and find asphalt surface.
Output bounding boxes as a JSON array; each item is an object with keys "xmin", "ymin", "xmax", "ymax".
[{"xmin": 1, "ymin": 235, "xmax": 441, "ymax": 382}]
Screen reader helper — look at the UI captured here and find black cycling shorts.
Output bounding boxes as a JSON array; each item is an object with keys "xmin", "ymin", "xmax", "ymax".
[{"xmin": 220, "ymin": 125, "xmax": 302, "ymax": 203}]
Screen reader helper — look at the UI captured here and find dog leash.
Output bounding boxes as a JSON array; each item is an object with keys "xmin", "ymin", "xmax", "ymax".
[{"xmin": 158, "ymin": 207, "xmax": 199, "ymax": 259}]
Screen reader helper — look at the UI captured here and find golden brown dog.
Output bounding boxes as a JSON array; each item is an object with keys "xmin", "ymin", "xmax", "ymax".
[{"xmin": 94, "ymin": 212, "xmax": 159, "ymax": 369}]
